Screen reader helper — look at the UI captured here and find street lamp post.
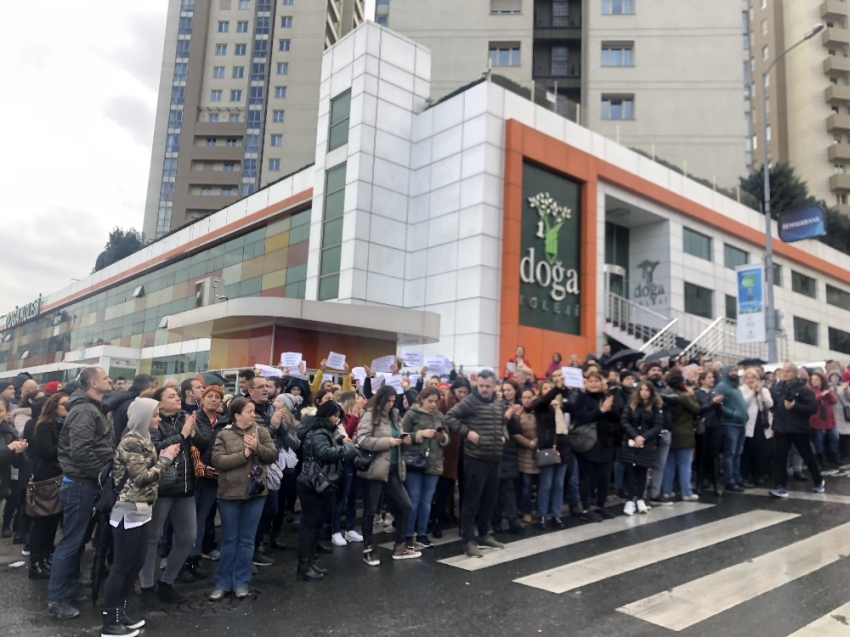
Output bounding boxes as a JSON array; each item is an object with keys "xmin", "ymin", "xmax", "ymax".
[{"xmin": 761, "ymin": 22, "xmax": 824, "ymax": 363}]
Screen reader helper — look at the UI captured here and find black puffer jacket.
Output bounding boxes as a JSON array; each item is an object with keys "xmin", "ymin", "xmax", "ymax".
[
  {"xmin": 446, "ymin": 389, "xmax": 509, "ymax": 463},
  {"xmin": 696, "ymin": 388, "xmax": 723, "ymax": 429},
  {"xmin": 107, "ymin": 390, "xmax": 139, "ymax": 444},
  {"xmin": 151, "ymin": 411, "xmax": 210, "ymax": 498},
  {"xmin": 194, "ymin": 409, "xmax": 227, "ymax": 467},
  {"xmin": 297, "ymin": 418, "xmax": 355, "ymax": 493},
  {"xmin": 58, "ymin": 390, "xmax": 113, "ymax": 486},
  {"xmin": 566, "ymin": 390, "xmax": 620, "ymax": 464},
  {"xmin": 0, "ymin": 421, "xmax": 26, "ymax": 500},
  {"xmin": 531, "ymin": 386, "xmax": 573, "ymax": 464},
  {"xmin": 770, "ymin": 379, "xmax": 818, "ymax": 434},
  {"xmin": 620, "ymin": 403, "xmax": 664, "ymax": 468}
]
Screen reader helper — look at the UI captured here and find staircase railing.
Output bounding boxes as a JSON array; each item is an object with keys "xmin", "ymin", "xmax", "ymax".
[
  {"xmin": 639, "ymin": 318, "xmax": 678, "ymax": 352},
  {"xmin": 606, "ymin": 292, "xmax": 670, "ymax": 344}
]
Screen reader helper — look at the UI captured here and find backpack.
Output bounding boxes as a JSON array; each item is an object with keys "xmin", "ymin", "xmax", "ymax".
[{"xmin": 94, "ymin": 460, "xmax": 129, "ymax": 515}]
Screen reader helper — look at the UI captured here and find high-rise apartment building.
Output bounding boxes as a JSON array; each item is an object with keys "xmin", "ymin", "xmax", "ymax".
[
  {"xmin": 749, "ymin": 0, "xmax": 848, "ymax": 213},
  {"xmin": 143, "ymin": 0, "xmax": 364, "ymax": 239}
]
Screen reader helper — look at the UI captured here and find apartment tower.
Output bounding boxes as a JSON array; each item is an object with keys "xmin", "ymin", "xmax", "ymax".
[{"xmin": 143, "ymin": 0, "xmax": 364, "ymax": 239}]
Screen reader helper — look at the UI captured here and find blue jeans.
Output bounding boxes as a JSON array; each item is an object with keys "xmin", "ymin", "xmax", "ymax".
[
  {"xmin": 613, "ymin": 446, "xmax": 625, "ymax": 490},
  {"xmin": 662, "ymin": 448, "xmax": 694, "ymax": 497},
  {"xmin": 332, "ymin": 462, "xmax": 360, "ymax": 534},
  {"xmin": 215, "ymin": 497, "xmax": 266, "ymax": 592},
  {"xmin": 566, "ymin": 454, "xmax": 580, "ymax": 504},
  {"xmin": 191, "ymin": 479, "xmax": 218, "ymax": 557},
  {"xmin": 538, "ymin": 463, "xmax": 568, "ymax": 518},
  {"xmin": 722, "ymin": 425, "xmax": 746, "ymax": 485},
  {"xmin": 812, "ymin": 429, "xmax": 839, "ymax": 455},
  {"xmin": 648, "ymin": 430, "xmax": 672, "ymax": 498},
  {"xmin": 47, "ymin": 481, "xmax": 97, "ymax": 603},
  {"xmin": 405, "ymin": 472, "xmax": 440, "ymax": 537}
]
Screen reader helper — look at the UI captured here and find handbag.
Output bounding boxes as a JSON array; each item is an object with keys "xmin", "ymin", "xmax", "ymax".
[
  {"xmin": 534, "ymin": 447, "xmax": 561, "ymax": 467},
  {"xmin": 837, "ymin": 389, "xmax": 850, "ymax": 422},
  {"xmin": 353, "ymin": 419, "xmax": 379, "ymax": 471},
  {"xmin": 301, "ymin": 459, "xmax": 341, "ymax": 494},
  {"xmin": 247, "ymin": 460, "xmax": 266, "ymax": 497},
  {"xmin": 159, "ymin": 463, "xmax": 178, "ymax": 491},
  {"xmin": 25, "ymin": 475, "xmax": 64, "ymax": 518},
  {"xmin": 278, "ymin": 447, "xmax": 299, "ymax": 470},
  {"xmin": 403, "ymin": 440, "xmax": 431, "ymax": 473},
  {"xmin": 567, "ymin": 422, "xmax": 598, "ymax": 453},
  {"xmin": 190, "ymin": 446, "xmax": 205, "ymax": 479},
  {"xmin": 265, "ymin": 461, "xmax": 283, "ymax": 491}
]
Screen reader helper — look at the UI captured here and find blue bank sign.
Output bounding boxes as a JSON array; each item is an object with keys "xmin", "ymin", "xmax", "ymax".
[{"xmin": 778, "ymin": 205, "xmax": 826, "ymax": 243}]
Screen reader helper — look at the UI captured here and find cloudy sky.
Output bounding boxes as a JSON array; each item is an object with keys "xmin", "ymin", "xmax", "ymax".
[{"xmin": 0, "ymin": 0, "xmax": 377, "ymax": 314}]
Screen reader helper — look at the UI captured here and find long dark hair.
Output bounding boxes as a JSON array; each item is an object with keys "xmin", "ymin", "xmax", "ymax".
[
  {"xmin": 36, "ymin": 393, "xmax": 68, "ymax": 429},
  {"xmin": 629, "ymin": 381, "xmax": 661, "ymax": 412},
  {"xmin": 368, "ymin": 385, "xmax": 397, "ymax": 422}
]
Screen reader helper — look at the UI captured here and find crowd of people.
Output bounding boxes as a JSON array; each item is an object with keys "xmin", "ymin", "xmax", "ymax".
[{"xmin": 0, "ymin": 347, "xmax": 846, "ymax": 637}]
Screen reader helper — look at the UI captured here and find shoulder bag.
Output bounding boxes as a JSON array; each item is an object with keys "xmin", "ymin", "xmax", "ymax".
[
  {"xmin": 534, "ymin": 447, "xmax": 561, "ymax": 467},
  {"xmin": 403, "ymin": 439, "xmax": 431, "ymax": 473},
  {"xmin": 836, "ymin": 388, "xmax": 850, "ymax": 423},
  {"xmin": 567, "ymin": 422, "xmax": 597, "ymax": 454},
  {"xmin": 25, "ymin": 473, "xmax": 64, "ymax": 518},
  {"xmin": 354, "ymin": 418, "xmax": 378, "ymax": 471}
]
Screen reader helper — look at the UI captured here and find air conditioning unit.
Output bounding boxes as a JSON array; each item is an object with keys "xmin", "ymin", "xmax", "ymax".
[{"xmin": 194, "ymin": 277, "xmax": 222, "ymax": 308}]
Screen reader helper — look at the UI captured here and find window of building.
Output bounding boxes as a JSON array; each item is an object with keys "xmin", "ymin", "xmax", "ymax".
[
  {"xmin": 277, "ymin": 62, "xmax": 289, "ymax": 74},
  {"xmin": 761, "ymin": 18, "xmax": 767, "ymax": 35},
  {"xmin": 168, "ymin": 109, "xmax": 183, "ymax": 128},
  {"xmin": 230, "ymin": 89, "xmax": 242, "ymax": 102},
  {"xmin": 174, "ymin": 62, "xmax": 188, "ymax": 82},
  {"xmin": 216, "ymin": 44, "xmax": 227, "ymax": 56},
  {"xmin": 241, "ymin": 184, "xmax": 255, "ymax": 196},
  {"xmin": 229, "ymin": 114, "xmax": 240, "ymax": 123},
  {"xmin": 551, "ymin": 46, "xmax": 569, "ymax": 75},
  {"xmin": 826, "ymin": 284, "xmax": 850, "ymax": 311},
  {"xmin": 552, "ymin": 0, "xmax": 568, "ymax": 24},
  {"xmin": 213, "ymin": 66, "xmax": 225, "ymax": 79},
  {"xmin": 601, "ymin": 95, "xmax": 634, "ymax": 119},
  {"xmin": 773, "ymin": 263, "xmax": 782, "ymax": 287},
  {"xmin": 275, "ymin": 86, "xmax": 288, "ymax": 98},
  {"xmin": 243, "ymin": 158, "xmax": 257, "ymax": 178},
  {"xmin": 489, "ymin": 45, "xmax": 520, "ymax": 67},
  {"xmin": 794, "ymin": 316, "xmax": 819, "ymax": 346},
  {"xmin": 171, "ymin": 86, "xmax": 185, "ymax": 105},
  {"xmin": 376, "ymin": 0, "xmax": 389, "ymax": 26},
  {"xmin": 328, "ymin": 90, "xmax": 351, "ymax": 150},
  {"xmin": 235, "ymin": 44, "xmax": 247, "ymax": 56},
  {"xmin": 256, "ymin": 16, "xmax": 269, "ymax": 34},
  {"xmin": 258, "ymin": 0, "xmax": 271, "ymax": 9},
  {"xmin": 829, "ymin": 326, "xmax": 850, "ymax": 354},
  {"xmin": 226, "ymin": 138, "xmax": 238, "ymax": 146},
  {"xmin": 218, "ymin": 20, "xmax": 230, "ymax": 32},
  {"xmin": 268, "ymin": 158, "xmax": 281, "ymax": 171},
  {"xmin": 839, "ymin": 193, "xmax": 848, "ymax": 205},
  {"xmin": 179, "ymin": 16, "xmax": 193, "ymax": 34},
  {"xmin": 271, "ymin": 110, "xmax": 285, "ymax": 123},
  {"xmin": 279, "ymin": 39, "xmax": 291, "ymax": 51},
  {"xmin": 725, "ymin": 294, "xmax": 737, "ymax": 320},
  {"xmin": 224, "ymin": 163, "xmax": 235, "ymax": 172},
  {"xmin": 206, "ymin": 138, "xmax": 217, "ymax": 146},
  {"xmin": 208, "ymin": 113, "xmax": 219, "ymax": 123},
  {"xmin": 601, "ymin": 44, "xmax": 633, "ymax": 67},
  {"xmin": 239, "ymin": 0, "xmax": 251, "ymax": 9},
  {"xmin": 221, "ymin": 188, "xmax": 233, "ymax": 196},
  {"xmin": 176, "ymin": 40, "xmax": 191, "ymax": 57},
  {"xmin": 211, "ymin": 89, "xmax": 223, "ymax": 102},
  {"xmin": 684, "ymin": 282, "xmax": 713, "ymax": 319},
  {"xmin": 283, "ymin": 0, "xmax": 294, "ymax": 4},
  {"xmin": 201, "ymin": 187, "xmax": 213, "ymax": 195},
  {"xmin": 237, "ymin": 21, "xmax": 249, "ymax": 32},
  {"xmin": 723, "ymin": 243, "xmax": 749, "ymax": 269},
  {"xmin": 245, "ymin": 133, "xmax": 259, "ymax": 153},
  {"xmin": 248, "ymin": 111, "xmax": 262, "ymax": 128},
  {"xmin": 791, "ymin": 270, "xmax": 818, "ymax": 299},
  {"xmin": 254, "ymin": 39, "xmax": 268, "ymax": 58},
  {"xmin": 280, "ymin": 16, "xmax": 293, "ymax": 27},
  {"xmin": 762, "ymin": 45, "xmax": 769, "ymax": 61},
  {"xmin": 166, "ymin": 134, "xmax": 180, "ymax": 153},
  {"xmin": 683, "ymin": 227, "xmax": 712, "ymax": 261},
  {"xmin": 319, "ymin": 164, "xmax": 346, "ymax": 301},
  {"xmin": 249, "ymin": 86, "xmax": 263, "ymax": 104},
  {"xmin": 251, "ymin": 63, "xmax": 266, "ymax": 81},
  {"xmin": 270, "ymin": 134, "xmax": 283, "ymax": 146},
  {"xmin": 162, "ymin": 157, "xmax": 178, "ymax": 179},
  {"xmin": 602, "ymin": 0, "xmax": 633, "ymax": 14},
  {"xmin": 233, "ymin": 66, "xmax": 245, "ymax": 78}
]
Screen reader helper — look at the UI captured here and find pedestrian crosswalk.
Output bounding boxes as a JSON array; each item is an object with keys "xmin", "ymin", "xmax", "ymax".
[{"xmin": 787, "ymin": 600, "xmax": 850, "ymax": 636}]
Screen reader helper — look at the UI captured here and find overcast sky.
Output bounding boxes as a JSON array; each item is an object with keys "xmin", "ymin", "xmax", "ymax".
[{"xmin": 0, "ymin": 0, "xmax": 376, "ymax": 314}]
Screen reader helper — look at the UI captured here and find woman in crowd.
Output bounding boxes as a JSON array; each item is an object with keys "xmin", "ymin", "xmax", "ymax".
[
  {"xmin": 492, "ymin": 380, "xmax": 523, "ymax": 533},
  {"xmin": 545, "ymin": 353, "xmax": 563, "ymax": 378},
  {"xmin": 356, "ymin": 385, "xmax": 420, "ymax": 566},
  {"xmin": 186, "ymin": 386, "xmax": 228, "ymax": 577},
  {"xmin": 210, "ymin": 397, "xmax": 277, "ymax": 600},
  {"xmin": 506, "ymin": 346, "xmax": 533, "ymax": 378},
  {"xmin": 531, "ymin": 372, "xmax": 571, "ymax": 529},
  {"xmin": 27, "ymin": 393, "xmax": 68, "ymax": 579},
  {"xmin": 330, "ymin": 391, "xmax": 364, "ymax": 546},
  {"xmin": 101, "ymin": 397, "xmax": 179, "ymax": 637},
  {"xmin": 0, "ymin": 398, "xmax": 26, "ymax": 540},
  {"xmin": 2, "ymin": 390, "xmax": 40, "ymax": 540},
  {"xmin": 827, "ymin": 370, "xmax": 850, "ymax": 467},
  {"xmin": 620, "ymin": 381, "xmax": 664, "ymax": 515},
  {"xmin": 740, "ymin": 367, "xmax": 774, "ymax": 486},
  {"xmin": 431, "ymin": 377, "xmax": 470, "ymax": 538},
  {"xmin": 695, "ymin": 370, "xmax": 725, "ymax": 495},
  {"xmin": 296, "ymin": 400, "xmax": 356, "ymax": 580},
  {"xmin": 661, "ymin": 372, "xmax": 700, "ymax": 502},
  {"xmin": 139, "ymin": 386, "xmax": 207, "ymax": 610},
  {"xmin": 810, "ymin": 371, "xmax": 839, "ymax": 472},
  {"xmin": 402, "ymin": 387, "xmax": 450, "ymax": 549},
  {"xmin": 270, "ymin": 392, "xmax": 304, "ymax": 546},
  {"xmin": 514, "ymin": 388, "xmax": 540, "ymax": 523}
]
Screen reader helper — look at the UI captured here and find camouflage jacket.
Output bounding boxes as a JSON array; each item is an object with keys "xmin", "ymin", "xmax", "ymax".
[{"xmin": 113, "ymin": 435, "xmax": 173, "ymax": 504}]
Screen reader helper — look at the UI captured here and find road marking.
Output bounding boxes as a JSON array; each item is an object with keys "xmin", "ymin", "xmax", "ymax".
[
  {"xmin": 439, "ymin": 502, "xmax": 713, "ymax": 571},
  {"xmin": 515, "ymin": 509, "xmax": 798, "ymax": 593},
  {"xmin": 617, "ymin": 521, "xmax": 850, "ymax": 631},
  {"xmin": 379, "ymin": 531, "xmax": 461, "ymax": 550},
  {"xmin": 787, "ymin": 600, "xmax": 850, "ymax": 636},
  {"xmin": 740, "ymin": 488, "xmax": 850, "ymax": 505}
]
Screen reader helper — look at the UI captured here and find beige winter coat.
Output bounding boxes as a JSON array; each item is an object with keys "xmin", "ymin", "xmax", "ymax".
[{"xmin": 356, "ymin": 408, "xmax": 407, "ymax": 482}]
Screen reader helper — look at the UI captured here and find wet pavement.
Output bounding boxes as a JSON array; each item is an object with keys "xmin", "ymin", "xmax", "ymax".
[{"xmin": 3, "ymin": 476, "xmax": 850, "ymax": 637}]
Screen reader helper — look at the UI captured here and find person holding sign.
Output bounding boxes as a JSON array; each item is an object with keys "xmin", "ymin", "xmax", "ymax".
[{"xmin": 310, "ymin": 358, "xmax": 353, "ymax": 397}]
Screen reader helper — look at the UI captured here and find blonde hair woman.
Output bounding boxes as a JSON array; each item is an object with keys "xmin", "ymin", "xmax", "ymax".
[{"xmin": 740, "ymin": 367, "xmax": 773, "ymax": 486}]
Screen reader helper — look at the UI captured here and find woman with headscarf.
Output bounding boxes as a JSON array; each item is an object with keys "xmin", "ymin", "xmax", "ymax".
[{"xmin": 101, "ymin": 398, "xmax": 179, "ymax": 637}]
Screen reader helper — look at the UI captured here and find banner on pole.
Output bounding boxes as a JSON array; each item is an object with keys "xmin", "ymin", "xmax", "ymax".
[{"xmin": 736, "ymin": 263, "xmax": 766, "ymax": 344}]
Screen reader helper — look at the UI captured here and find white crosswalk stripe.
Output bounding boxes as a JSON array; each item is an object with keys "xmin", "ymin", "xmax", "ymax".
[
  {"xmin": 787, "ymin": 600, "xmax": 850, "ymax": 636},
  {"xmin": 439, "ymin": 502, "xmax": 712, "ymax": 571},
  {"xmin": 514, "ymin": 509, "xmax": 798, "ymax": 594},
  {"xmin": 617, "ymin": 521, "xmax": 850, "ymax": 631},
  {"xmin": 740, "ymin": 488, "xmax": 850, "ymax": 505}
]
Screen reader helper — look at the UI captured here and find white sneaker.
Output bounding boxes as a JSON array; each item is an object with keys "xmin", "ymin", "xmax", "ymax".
[
  {"xmin": 623, "ymin": 501, "xmax": 636, "ymax": 516},
  {"xmin": 383, "ymin": 513, "xmax": 395, "ymax": 531},
  {"xmin": 159, "ymin": 557, "xmax": 168, "ymax": 570},
  {"xmin": 636, "ymin": 499, "xmax": 649, "ymax": 514},
  {"xmin": 681, "ymin": 494, "xmax": 700, "ymax": 502},
  {"xmin": 345, "ymin": 530, "xmax": 364, "ymax": 543},
  {"xmin": 331, "ymin": 532, "xmax": 348, "ymax": 547}
]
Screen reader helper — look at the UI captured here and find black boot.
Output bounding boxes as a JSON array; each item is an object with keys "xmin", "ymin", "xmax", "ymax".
[
  {"xmin": 1, "ymin": 525, "xmax": 10, "ymax": 539},
  {"xmin": 296, "ymin": 556, "xmax": 324, "ymax": 581},
  {"xmin": 118, "ymin": 600, "xmax": 145, "ymax": 630},
  {"xmin": 185, "ymin": 556, "xmax": 208, "ymax": 579},
  {"xmin": 29, "ymin": 559, "xmax": 51, "ymax": 580},
  {"xmin": 156, "ymin": 581, "xmax": 187, "ymax": 605},
  {"xmin": 315, "ymin": 540, "xmax": 332, "ymax": 554},
  {"xmin": 432, "ymin": 520, "xmax": 443, "ymax": 539},
  {"xmin": 101, "ymin": 607, "xmax": 139, "ymax": 637}
]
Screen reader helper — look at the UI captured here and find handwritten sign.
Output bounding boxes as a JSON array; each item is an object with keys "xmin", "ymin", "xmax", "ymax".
[
  {"xmin": 371, "ymin": 374, "xmax": 387, "ymax": 388},
  {"xmin": 561, "ymin": 366, "xmax": 585, "ymax": 389},
  {"xmin": 255, "ymin": 364, "xmax": 283, "ymax": 378},
  {"xmin": 407, "ymin": 373, "xmax": 420, "ymax": 387},
  {"xmin": 352, "ymin": 367, "xmax": 367, "ymax": 382},
  {"xmin": 326, "ymin": 351, "xmax": 346, "ymax": 370},
  {"xmin": 401, "ymin": 351, "xmax": 422, "ymax": 367},
  {"xmin": 280, "ymin": 352, "xmax": 302, "ymax": 368},
  {"xmin": 371, "ymin": 355, "xmax": 395, "ymax": 373},
  {"xmin": 387, "ymin": 374, "xmax": 404, "ymax": 394},
  {"xmin": 425, "ymin": 356, "xmax": 449, "ymax": 374}
]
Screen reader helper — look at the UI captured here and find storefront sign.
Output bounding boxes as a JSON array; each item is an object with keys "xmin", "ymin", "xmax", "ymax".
[
  {"xmin": 518, "ymin": 162, "xmax": 581, "ymax": 335},
  {"xmin": 4, "ymin": 296, "xmax": 41, "ymax": 330},
  {"xmin": 736, "ymin": 263, "xmax": 765, "ymax": 344},
  {"xmin": 778, "ymin": 205, "xmax": 826, "ymax": 243}
]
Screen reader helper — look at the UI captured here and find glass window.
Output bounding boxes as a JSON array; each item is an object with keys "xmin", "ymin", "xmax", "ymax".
[
  {"xmin": 772, "ymin": 263, "xmax": 782, "ymax": 287},
  {"xmin": 723, "ymin": 244, "xmax": 749, "ymax": 269},
  {"xmin": 229, "ymin": 114, "xmax": 240, "ymax": 123},
  {"xmin": 269, "ymin": 158, "xmax": 281, "ymax": 171},
  {"xmin": 320, "ymin": 164, "xmax": 347, "ymax": 301},
  {"xmin": 235, "ymin": 44, "xmax": 247, "ymax": 56},
  {"xmin": 213, "ymin": 66, "xmax": 225, "ymax": 78},
  {"xmin": 283, "ymin": 0, "xmax": 294, "ymax": 4},
  {"xmin": 174, "ymin": 62, "xmax": 188, "ymax": 81},
  {"xmin": 241, "ymin": 183, "xmax": 255, "ymax": 196},
  {"xmin": 201, "ymin": 187, "xmax": 213, "ymax": 195},
  {"xmin": 218, "ymin": 20, "xmax": 229, "ymax": 32},
  {"xmin": 791, "ymin": 271, "xmax": 818, "ymax": 299},
  {"xmin": 602, "ymin": 0, "xmax": 633, "ymax": 14},
  {"xmin": 794, "ymin": 316, "xmax": 819, "ymax": 346},
  {"xmin": 601, "ymin": 45, "xmax": 633, "ymax": 67},
  {"xmin": 209, "ymin": 113, "xmax": 219, "ymax": 122},
  {"xmin": 684, "ymin": 282, "xmax": 713, "ymax": 319},
  {"xmin": 551, "ymin": 46, "xmax": 569, "ymax": 75},
  {"xmin": 489, "ymin": 46, "xmax": 521, "ymax": 67},
  {"xmin": 277, "ymin": 62, "xmax": 289, "ymax": 74},
  {"xmin": 171, "ymin": 86, "xmax": 185, "ymax": 105},
  {"xmin": 829, "ymin": 326, "xmax": 850, "ymax": 354},
  {"xmin": 249, "ymin": 86, "xmax": 263, "ymax": 104},
  {"xmin": 176, "ymin": 40, "xmax": 191, "ymax": 57},
  {"xmin": 215, "ymin": 44, "xmax": 227, "ymax": 56},
  {"xmin": 179, "ymin": 16, "xmax": 193, "ymax": 34},
  {"xmin": 683, "ymin": 227, "xmax": 712, "ymax": 261},
  {"xmin": 162, "ymin": 158, "xmax": 178, "ymax": 178},
  {"xmin": 273, "ymin": 110, "xmax": 285, "ymax": 122},
  {"xmin": 601, "ymin": 95, "xmax": 634, "ymax": 119},
  {"xmin": 256, "ymin": 16, "xmax": 269, "ymax": 34},
  {"xmin": 248, "ymin": 111, "xmax": 262, "ymax": 128},
  {"xmin": 232, "ymin": 66, "xmax": 244, "ymax": 78},
  {"xmin": 245, "ymin": 134, "xmax": 260, "ymax": 152},
  {"xmin": 279, "ymin": 39, "xmax": 291, "ymax": 51},
  {"xmin": 328, "ymin": 90, "xmax": 351, "ymax": 150},
  {"xmin": 275, "ymin": 86, "xmax": 288, "ymax": 98},
  {"xmin": 270, "ymin": 134, "xmax": 283, "ymax": 146},
  {"xmin": 168, "ymin": 109, "xmax": 183, "ymax": 128},
  {"xmin": 206, "ymin": 138, "xmax": 216, "ymax": 146},
  {"xmin": 827, "ymin": 284, "xmax": 850, "ymax": 311},
  {"xmin": 211, "ymin": 89, "xmax": 223, "ymax": 102},
  {"xmin": 237, "ymin": 21, "xmax": 249, "ymax": 33},
  {"xmin": 239, "ymin": 0, "xmax": 251, "ymax": 9},
  {"xmin": 221, "ymin": 187, "xmax": 233, "ymax": 196},
  {"xmin": 725, "ymin": 294, "xmax": 737, "ymax": 320},
  {"xmin": 281, "ymin": 16, "xmax": 293, "ymax": 27},
  {"xmin": 166, "ymin": 134, "xmax": 180, "ymax": 152},
  {"xmin": 224, "ymin": 163, "xmax": 235, "ymax": 172},
  {"xmin": 230, "ymin": 89, "xmax": 242, "ymax": 102},
  {"xmin": 244, "ymin": 158, "xmax": 257, "ymax": 178},
  {"xmin": 254, "ymin": 39, "xmax": 268, "ymax": 58}
]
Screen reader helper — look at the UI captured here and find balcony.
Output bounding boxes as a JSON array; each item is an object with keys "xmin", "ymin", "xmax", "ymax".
[
  {"xmin": 193, "ymin": 122, "xmax": 245, "ymax": 137},
  {"xmin": 185, "ymin": 194, "xmax": 239, "ymax": 211},
  {"xmin": 188, "ymin": 145, "xmax": 244, "ymax": 161},
  {"xmin": 822, "ymin": 0, "xmax": 848, "ymax": 21},
  {"xmin": 534, "ymin": 25, "xmax": 581, "ymax": 41},
  {"xmin": 829, "ymin": 173, "xmax": 850, "ymax": 190},
  {"xmin": 826, "ymin": 84, "xmax": 850, "ymax": 101},
  {"xmin": 822, "ymin": 26, "xmax": 850, "ymax": 47},
  {"xmin": 824, "ymin": 55, "xmax": 850, "ymax": 74},
  {"xmin": 187, "ymin": 170, "xmax": 242, "ymax": 186},
  {"xmin": 827, "ymin": 112, "xmax": 850, "ymax": 131},
  {"xmin": 533, "ymin": 74, "xmax": 581, "ymax": 90},
  {"xmin": 829, "ymin": 143, "xmax": 850, "ymax": 160}
]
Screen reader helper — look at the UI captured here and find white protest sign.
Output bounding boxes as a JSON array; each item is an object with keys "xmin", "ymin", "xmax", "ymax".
[
  {"xmin": 371, "ymin": 374, "xmax": 387, "ymax": 388},
  {"xmin": 371, "ymin": 355, "xmax": 395, "ymax": 373},
  {"xmin": 425, "ymin": 356, "xmax": 449, "ymax": 374},
  {"xmin": 407, "ymin": 373, "xmax": 420, "ymax": 387},
  {"xmin": 255, "ymin": 364, "xmax": 283, "ymax": 378},
  {"xmin": 352, "ymin": 367, "xmax": 367, "ymax": 382},
  {"xmin": 326, "ymin": 351, "xmax": 346, "ymax": 370},
  {"xmin": 387, "ymin": 374, "xmax": 404, "ymax": 394},
  {"xmin": 280, "ymin": 352, "xmax": 302, "ymax": 368},
  {"xmin": 561, "ymin": 366, "xmax": 585, "ymax": 388},
  {"xmin": 401, "ymin": 351, "xmax": 422, "ymax": 367}
]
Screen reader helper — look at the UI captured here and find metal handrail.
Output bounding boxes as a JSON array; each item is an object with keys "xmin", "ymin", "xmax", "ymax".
[
  {"xmin": 681, "ymin": 317, "xmax": 724, "ymax": 360},
  {"xmin": 639, "ymin": 318, "xmax": 678, "ymax": 352}
]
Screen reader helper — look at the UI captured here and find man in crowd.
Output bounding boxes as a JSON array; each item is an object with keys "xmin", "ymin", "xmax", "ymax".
[
  {"xmin": 644, "ymin": 361, "xmax": 677, "ymax": 504},
  {"xmin": 113, "ymin": 376, "xmax": 126, "ymax": 391},
  {"xmin": 181, "ymin": 377, "xmax": 204, "ymax": 414},
  {"xmin": 238, "ymin": 369, "xmax": 255, "ymax": 397},
  {"xmin": 0, "ymin": 381, "xmax": 14, "ymax": 403},
  {"xmin": 598, "ymin": 344, "xmax": 612, "ymax": 369},
  {"xmin": 716, "ymin": 365, "xmax": 749, "ymax": 492},
  {"xmin": 48, "ymin": 367, "xmax": 114, "ymax": 619},
  {"xmin": 107, "ymin": 373, "xmax": 157, "ymax": 444},
  {"xmin": 446, "ymin": 370, "xmax": 521, "ymax": 558}
]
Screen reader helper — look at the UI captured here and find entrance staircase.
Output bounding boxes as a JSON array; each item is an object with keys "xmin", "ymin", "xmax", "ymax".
[{"xmin": 604, "ymin": 292, "xmax": 787, "ymax": 364}]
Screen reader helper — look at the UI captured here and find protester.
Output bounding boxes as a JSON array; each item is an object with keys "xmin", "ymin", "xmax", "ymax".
[
  {"xmin": 809, "ymin": 372, "xmax": 839, "ymax": 473},
  {"xmin": 620, "ymin": 381, "xmax": 664, "ymax": 514},
  {"xmin": 740, "ymin": 367, "xmax": 774, "ymax": 486},
  {"xmin": 695, "ymin": 370, "xmax": 725, "ymax": 495},
  {"xmin": 716, "ymin": 364, "xmax": 749, "ymax": 492},
  {"xmin": 108, "ymin": 375, "xmax": 157, "ymax": 444},
  {"xmin": 492, "ymin": 381, "xmax": 523, "ymax": 534},
  {"xmin": 330, "ymin": 392, "xmax": 363, "ymax": 547},
  {"xmin": 432, "ymin": 377, "xmax": 470, "ymax": 538},
  {"xmin": 531, "ymin": 370, "xmax": 572, "ymax": 529},
  {"xmin": 180, "ymin": 378, "xmax": 204, "ymax": 414},
  {"xmin": 661, "ymin": 373, "xmax": 700, "ymax": 501},
  {"xmin": 827, "ymin": 370, "xmax": 850, "ymax": 467},
  {"xmin": 644, "ymin": 362, "xmax": 677, "ymax": 504},
  {"xmin": 0, "ymin": 398, "xmax": 27, "ymax": 541},
  {"xmin": 514, "ymin": 388, "xmax": 540, "ymax": 524}
]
